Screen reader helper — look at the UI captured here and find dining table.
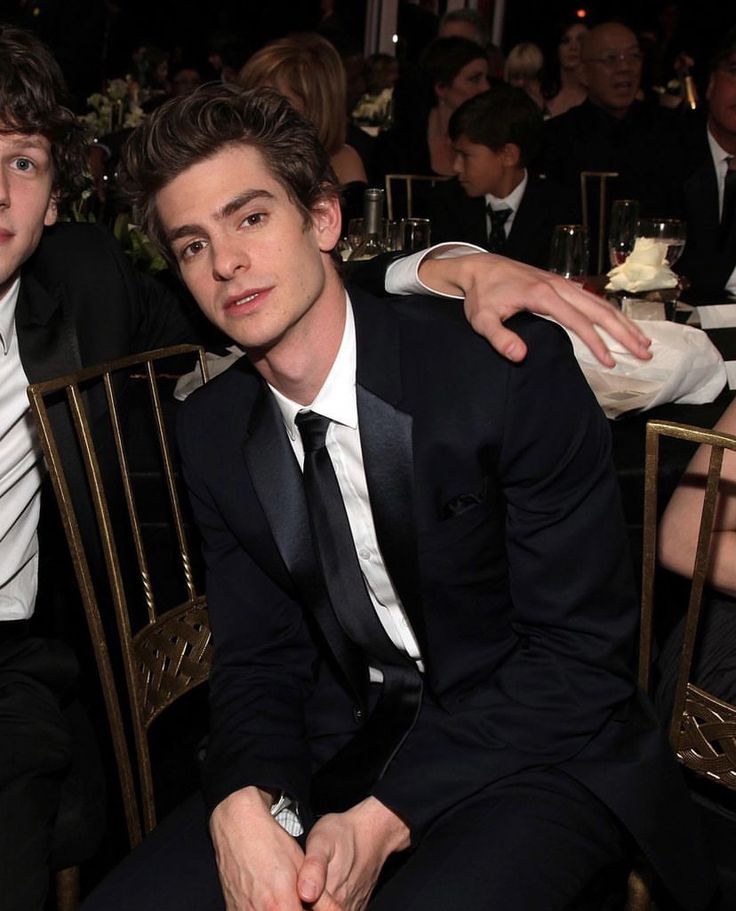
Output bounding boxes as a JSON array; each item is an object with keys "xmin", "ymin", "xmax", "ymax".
[{"xmin": 606, "ymin": 303, "xmax": 736, "ymax": 577}]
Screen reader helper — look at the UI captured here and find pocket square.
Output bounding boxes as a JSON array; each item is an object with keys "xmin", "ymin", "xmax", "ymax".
[{"xmin": 441, "ymin": 480, "xmax": 488, "ymax": 519}]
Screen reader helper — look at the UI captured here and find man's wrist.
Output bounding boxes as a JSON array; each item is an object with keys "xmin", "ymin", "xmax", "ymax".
[
  {"xmin": 385, "ymin": 242, "xmax": 484, "ymax": 298},
  {"xmin": 352, "ymin": 796, "xmax": 411, "ymax": 854}
]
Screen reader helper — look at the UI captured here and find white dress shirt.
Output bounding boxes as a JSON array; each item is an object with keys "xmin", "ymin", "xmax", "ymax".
[
  {"xmin": 384, "ymin": 242, "xmax": 484, "ymax": 299},
  {"xmin": 269, "ymin": 295, "xmax": 423, "ymax": 675},
  {"xmin": 707, "ymin": 128, "xmax": 736, "ymax": 296},
  {"xmin": 484, "ymin": 170, "xmax": 528, "ymax": 240},
  {"xmin": 0, "ymin": 277, "xmax": 43, "ymax": 621}
]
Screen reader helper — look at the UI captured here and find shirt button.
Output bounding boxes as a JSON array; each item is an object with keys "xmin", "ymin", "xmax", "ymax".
[
  {"xmin": 353, "ymin": 706, "xmax": 364, "ymax": 723},
  {"xmin": 358, "ymin": 548, "xmax": 371, "ymax": 561}
]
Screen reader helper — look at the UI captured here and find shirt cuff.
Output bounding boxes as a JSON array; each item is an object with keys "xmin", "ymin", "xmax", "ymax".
[
  {"xmin": 384, "ymin": 243, "xmax": 486, "ymax": 299},
  {"xmin": 271, "ymin": 792, "xmax": 304, "ymax": 837}
]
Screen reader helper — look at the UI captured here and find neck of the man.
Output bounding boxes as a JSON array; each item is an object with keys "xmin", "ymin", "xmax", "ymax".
[
  {"xmin": 487, "ymin": 167, "xmax": 524, "ymax": 200},
  {"xmin": 249, "ymin": 268, "xmax": 347, "ymax": 406},
  {"xmin": 709, "ymin": 117, "xmax": 736, "ymax": 157}
]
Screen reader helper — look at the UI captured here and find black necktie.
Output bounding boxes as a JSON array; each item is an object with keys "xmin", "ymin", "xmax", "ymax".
[
  {"xmin": 721, "ymin": 157, "xmax": 736, "ymax": 248},
  {"xmin": 487, "ymin": 205, "xmax": 511, "ymax": 253},
  {"xmin": 295, "ymin": 410, "xmax": 422, "ymax": 811}
]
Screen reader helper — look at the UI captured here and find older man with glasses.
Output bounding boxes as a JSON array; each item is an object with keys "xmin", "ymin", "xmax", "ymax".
[{"xmin": 540, "ymin": 21, "xmax": 691, "ymax": 259}]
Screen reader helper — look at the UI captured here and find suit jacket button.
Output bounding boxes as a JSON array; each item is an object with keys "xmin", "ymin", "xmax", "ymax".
[{"xmin": 353, "ymin": 706, "xmax": 364, "ymax": 723}]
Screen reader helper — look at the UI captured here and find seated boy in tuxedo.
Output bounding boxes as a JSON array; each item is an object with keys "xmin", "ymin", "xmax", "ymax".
[
  {"xmin": 81, "ymin": 84, "xmax": 712, "ymax": 911},
  {"xmin": 430, "ymin": 85, "xmax": 575, "ymax": 268}
]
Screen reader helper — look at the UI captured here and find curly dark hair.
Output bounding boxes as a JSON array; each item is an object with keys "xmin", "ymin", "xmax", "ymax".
[
  {"xmin": 120, "ymin": 83, "xmax": 340, "ymax": 263},
  {"xmin": 0, "ymin": 24, "xmax": 88, "ymax": 203}
]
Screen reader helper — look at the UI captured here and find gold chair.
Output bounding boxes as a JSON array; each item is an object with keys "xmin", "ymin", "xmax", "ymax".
[
  {"xmin": 384, "ymin": 173, "xmax": 450, "ymax": 222},
  {"xmin": 579, "ymin": 170, "xmax": 619, "ymax": 275},
  {"xmin": 629, "ymin": 418, "xmax": 736, "ymax": 910},
  {"xmin": 27, "ymin": 345, "xmax": 212, "ymax": 887}
]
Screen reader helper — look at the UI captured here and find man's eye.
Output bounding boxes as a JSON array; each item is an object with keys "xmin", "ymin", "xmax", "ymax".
[
  {"xmin": 13, "ymin": 157, "xmax": 34, "ymax": 172},
  {"xmin": 181, "ymin": 240, "xmax": 205, "ymax": 260},
  {"xmin": 243, "ymin": 212, "xmax": 265, "ymax": 227}
]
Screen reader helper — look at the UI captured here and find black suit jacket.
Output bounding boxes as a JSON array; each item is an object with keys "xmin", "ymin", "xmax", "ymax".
[
  {"xmin": 429, "ymin": 175, "xmax": 576, "ymax": 268},
  {"xmin": 17, "ymin": 222, "xmax": 199, "ymax": 627},
  {"xmin": 677, "ymin": 126, "xmax": 736, "ymax": 297},
  {"xmin": 18, "ymin": 221, "xmax": 196, "ymax": 387},
  {"xmin": 178, "ymin": 287, "xmax": 712, "ymax": 910}
]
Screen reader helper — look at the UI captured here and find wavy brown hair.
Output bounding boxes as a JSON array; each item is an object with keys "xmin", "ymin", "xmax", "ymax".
[
  {"xmin": 120, "ymin": 84, "xmax": 339, "ymax": 264},
  {"xmin": 0, "ymin": 25, "xmax": 88, "ymax": 203}
]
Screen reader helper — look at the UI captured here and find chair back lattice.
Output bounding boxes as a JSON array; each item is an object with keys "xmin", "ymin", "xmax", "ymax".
[
  {"xmin": 27, "ymin": 345, "xmax": 211, "ymax": 849},
  {"xmin": 579, "ymin": 170, "xmax": 619, "ymax": 275},
  {"xmin": 384, "ymin": 173, "xmax": 449, "ymax": 222},
  {"xmin": 639, "ymin": 419, "xmax": 736, "ymax": 791}
]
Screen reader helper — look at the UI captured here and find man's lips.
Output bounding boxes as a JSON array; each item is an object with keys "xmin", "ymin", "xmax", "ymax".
[
  {"xmin": 0, "ymin": 230, "xmax": 14, "ymax": 243},
  {"xmin": 223, "ymin": 287, "xmax": 271, "ymax": 315}
]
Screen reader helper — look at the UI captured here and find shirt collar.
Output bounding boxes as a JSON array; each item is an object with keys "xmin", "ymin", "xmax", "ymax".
[
  {"xmin": 269, "ymin": 291, "xmax": 358, "ymax": 441},
  {"xmin": 0, "ymin": 277, "xmax": 21, "ymax": 355},
  {"xmin": 485, "ymin": 169, "xmax": 528, "ymax": 213},
  {"xmin": 707, "ymin": 126, "xmax": 732, "ymax": 172}
]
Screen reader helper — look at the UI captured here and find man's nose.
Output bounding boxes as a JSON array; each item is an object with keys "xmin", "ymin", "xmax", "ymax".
[{"xmin": 212, "ymin": 237, "xmax": 250, "ymax": 280}]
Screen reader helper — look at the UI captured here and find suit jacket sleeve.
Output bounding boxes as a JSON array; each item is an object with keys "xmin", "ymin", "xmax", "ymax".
[
  {"xmin": 177, "ymin": 413, "xmax": 317, "ymax": 816},
  {"xmin": 371, "ymin": 317, "xmax": 639, "ymax": 837}
]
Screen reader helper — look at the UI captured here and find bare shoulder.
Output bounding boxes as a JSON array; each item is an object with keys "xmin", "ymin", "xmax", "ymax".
[{"xmin": 330, "ymin": 144, "xmax": 367, "ymax": 184}]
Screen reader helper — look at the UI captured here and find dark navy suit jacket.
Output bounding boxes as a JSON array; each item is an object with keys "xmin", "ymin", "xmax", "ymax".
[{"xmin": 178, "ymin": 287, "xmax": 712, "ymax": 910}]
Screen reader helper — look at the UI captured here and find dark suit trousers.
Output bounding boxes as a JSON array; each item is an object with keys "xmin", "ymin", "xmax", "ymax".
[
  {"xmin": 80, "ymin": 768, "xmax": 627, "ymax": 911},
  {"xmin": 0, "ymin": 631, "xmax": 76, "ymax": 911}
]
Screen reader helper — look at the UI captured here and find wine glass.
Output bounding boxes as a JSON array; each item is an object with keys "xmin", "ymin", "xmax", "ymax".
[
  {"xmin": 401, "ymin": 218, "xmax": 431, "ymax": 253},
  {"xmin": 608, "ymin": 199, "xmax": 640, "ymax": 267},
  {"xmin": 548, "ymin": 225, "xmax": 589, "ymax": 280},
  {"xmin": 636, "ymin": 218, "xmax": 687, "ymax": 266}
]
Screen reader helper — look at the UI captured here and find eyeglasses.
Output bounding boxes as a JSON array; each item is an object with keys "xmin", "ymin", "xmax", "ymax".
[{"xmin": 584, "ymin": 50, "xmax": 643, "ymax": 68}]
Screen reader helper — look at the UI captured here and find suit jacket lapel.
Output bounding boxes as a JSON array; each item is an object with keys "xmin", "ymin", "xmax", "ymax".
[
  {"xmin": 16, "ymin": 272, "xmax": 82, "ymax": 384},
  {"xmin": 242, "ymin": 383, "xmax": 369, "ymax": 705},
  {"xmin": 352, "ymin": 290, "xmax": 427, "ymax": 655}
]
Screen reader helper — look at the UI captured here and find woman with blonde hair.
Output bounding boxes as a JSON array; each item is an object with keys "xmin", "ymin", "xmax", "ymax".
[
  {"xmin": 239, "ymin": 33, "xmax": 367, "ymax": 189},
  {"xmin": 504, "ymin": 42, "xmax": 546, "ymax": 114}
]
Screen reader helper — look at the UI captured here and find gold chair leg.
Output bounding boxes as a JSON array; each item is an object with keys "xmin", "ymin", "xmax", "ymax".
[
  {"xmin": 625, "ymin": 869, "xmax": 653, "ymax": 911},
  {"xmin": 55, "ymin": 865, "xmax": 80, "ymax": 911}
]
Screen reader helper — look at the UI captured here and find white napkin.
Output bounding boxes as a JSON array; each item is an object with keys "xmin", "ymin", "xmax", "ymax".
[
  {"xmin": 566, "ymin": 320, "xmax": 726, "ymax": 419},
  {"xmin": 174, "ymin": 346, "xmax": 245, "ymax": 400},
  {"xmin": 605, "ymin": 237, "xmax": 679, "ymax": 293},
  {"xmin": 697, "ymin": 304, "xmax": 736, "ymax": 329}
]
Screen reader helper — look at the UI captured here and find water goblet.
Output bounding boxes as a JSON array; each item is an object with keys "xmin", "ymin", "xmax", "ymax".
[
  {"xmin": 401, "ymin": 218, "xmax": 431, "ymax": 253},
  {"xmin": 636, "ymin": 217, "xmax": 687, "ymax": 266},
  {"xmin": 608, "ymin": 199, "xmax": 640, "ymax": 267},
  {"xmin": 548, "ymin": 225, "xmax": 589, "ymax": 280}
]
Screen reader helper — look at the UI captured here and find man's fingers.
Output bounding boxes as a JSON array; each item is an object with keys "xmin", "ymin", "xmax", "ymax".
[
  {"xmin": 298, "ymin": 847, "xmax": 330, "ymax": 904},
  {"xmin": 311, "ymin": 890, "xmax": 346, "ymax": 911},
  {"xmin": 464, "ymin": 300, "xmax": 529, "ymax": 362}
]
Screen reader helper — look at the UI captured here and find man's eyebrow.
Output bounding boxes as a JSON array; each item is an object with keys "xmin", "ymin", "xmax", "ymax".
[
  {"xmin": 7, "ymin": 136, "xmax": 49, "ymax": 152},
  {"xmin": 217, "ymin": 189, "xmax": 275, "ymax": 221},
  {"xmin": 165, "ymin": 189, "xmax": 276, "ymax": 245}
]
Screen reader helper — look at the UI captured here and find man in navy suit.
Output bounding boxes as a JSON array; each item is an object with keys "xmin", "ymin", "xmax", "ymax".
[
  {"xmin": 0, "ymin": 24, "xmax": 658, "ymax": 910},
  {"xmin": 677, "ymin": 27, "xmax": 736, "ymax": 298},
  {"xmin": 102, "ymin": 83, "xmax": 712, "ymax": 911},
  {"xmin": 429, "ymin": 85, "xmax": 574, "ymax": 268}
]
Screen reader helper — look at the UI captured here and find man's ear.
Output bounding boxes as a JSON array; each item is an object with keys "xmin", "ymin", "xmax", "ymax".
[
  {"xmin": 44, "ymin": 193, "xmax": 59, "ymax": 228},
  {"xmin": 311, "ymin": 193, "xmax": 342, "ymax": 252},
  {"xmin": 435, "ymin": 80, "xmax": 449, "ymax": 103},
  {"xmin": 503, "ymin": 143, "xmax": 522, "ymax": 167}
]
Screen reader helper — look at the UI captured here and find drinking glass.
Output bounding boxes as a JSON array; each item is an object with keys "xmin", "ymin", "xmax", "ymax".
[
  {"xmin": 401, "ymin": 218, "xmax": 431, "ymax": 253},
  {"xmin": 346, "ymin": 217, "xmax": 365, "ymax": 252},
  {"xmin": 548, "ymin": 225, "xmax": 589, "ymax": 280},
  {"xmin": 384, "ymin": 220, "xmax": 405, "ymax": 252},
  {"xmin": 608, "ymin": 199, "xmax": 640, "ymax": 267},
  {"xmin": 636, "ymin": 218, "xmax": 687, "ymax": 266}
]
